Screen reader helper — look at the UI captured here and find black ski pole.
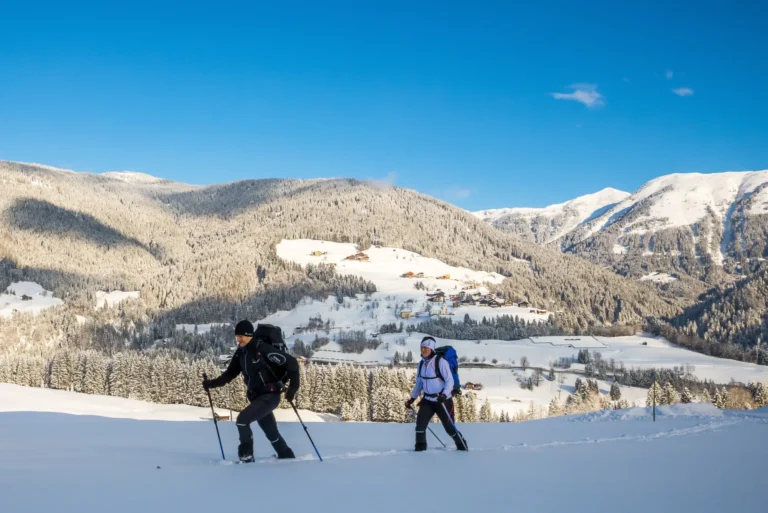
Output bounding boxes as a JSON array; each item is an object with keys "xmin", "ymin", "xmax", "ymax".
[
  {"xmin": 202, "ymin": 373, "xmax": 226, "ymax": 461},
  {"xmin": 290, "ymin": 400, "xmax": 323, "ymax": 462},
  {"xmin": 441, "ymin": 402, "xmax": 468, "ymax": 451},
  {"xmin": 410, "ymin": 406, "xmax": 446, "ymax": 448}
]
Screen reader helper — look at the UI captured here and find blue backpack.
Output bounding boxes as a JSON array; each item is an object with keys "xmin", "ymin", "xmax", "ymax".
[{"xmin": 434, "ymin": 346, "xmax": 461, "ymax": 395}]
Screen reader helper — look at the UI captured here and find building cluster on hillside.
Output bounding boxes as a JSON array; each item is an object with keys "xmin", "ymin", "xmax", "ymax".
[{"xmin": 345, "ymin": 252, "xmax": 370, "ymax": 262}]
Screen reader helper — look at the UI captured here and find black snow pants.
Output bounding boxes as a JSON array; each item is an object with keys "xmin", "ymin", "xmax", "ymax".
[
  {"xmin": 415, "ymin": 398, "xmax": 467, "ymax": 450},
  {"xmin": 236, "ymin": 392, "xmax": 290, "ymax": 455}
]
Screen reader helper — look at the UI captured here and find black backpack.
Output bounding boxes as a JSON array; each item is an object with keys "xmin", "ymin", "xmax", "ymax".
[{"xmin": 254, "ymin": 323, "xmax": 288, "ymax": 353}]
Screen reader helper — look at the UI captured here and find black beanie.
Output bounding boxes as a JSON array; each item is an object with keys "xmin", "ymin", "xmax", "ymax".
[{"xmin": 235, "ymin": 320, "xmax": 254, "ymax": 337}]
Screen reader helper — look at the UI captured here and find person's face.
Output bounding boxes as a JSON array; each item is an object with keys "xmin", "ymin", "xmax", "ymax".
[
  {"xmin": 236, "ymin": 335, "xmax": 252, "ymax": 347},
  {"xmin": 421, "ymin": 345, "xmax": 432, "ymax": 358}
]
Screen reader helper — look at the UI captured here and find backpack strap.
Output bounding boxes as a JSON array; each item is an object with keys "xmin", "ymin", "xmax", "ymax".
[{"xmin": 434, "ymin": 354, "xmax": 443, "ymax": 382}]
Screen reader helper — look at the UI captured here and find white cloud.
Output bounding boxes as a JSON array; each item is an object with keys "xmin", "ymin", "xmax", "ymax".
[
  {"xmin": 666, "ymin": 69, "xmax": 674, "ymax": 79},
  {"xmin": 367, "ymin": 171, "xmax": 398, "ymax": 190},
  {"xmin": 449, "ymin": 187, "xmax": 471, "ymax": 199},
  {"xmin": 622, "ymin": 76, "xmax": 632, "ymax": 83},
  {"xmin": 672, "ymin": 87, "xmax": 694, "ymax": 97},
  {"xmin": 551, "ymin": 83, "xmax": 605, "ymax": 108}
]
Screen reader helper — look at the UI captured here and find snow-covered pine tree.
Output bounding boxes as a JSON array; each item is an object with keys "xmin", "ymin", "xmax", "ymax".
[
  {"xmin": 479, "ymin": 398, "xmax": 493, "ymax": 422},
  {"xmin": 459, "ymin": 392, "xmax": 478, "ymax": 422},
  {"xmin": 610, "ymin": 381, "xmax": 621, "ymax": 401},
  {"xmin": 662, "ymin": 382, "xmax": 679, "ymax": 405},
  {"xmin": 680, "ymin": 387, "xmax": 693, "ymax": 404},
  {"xmin": 646, "ymin": 382, "xmax": 663, "ymax": 407},
  {"xmin": 615, "ymin": 398, "xmax": 630, "ymax": 410},
  {"xmin": 548, "ymin": 397, "xmax": 564, "ymax": 417},
  {"xmin": 108, "ymin": 353, "xmax": 128, "ymax": 398},
  {"xmin": 701, "ymin": 388, "xmax": 712, "ymax": 403},
  {"xmin": 599, "ymin": 395, "xmax": 612, "ymax": 410},
  {"xmin": 83, "ymin": 351, "xmax": 109, "ymax": 395}
]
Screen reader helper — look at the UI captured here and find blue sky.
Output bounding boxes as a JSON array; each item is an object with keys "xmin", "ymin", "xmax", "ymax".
[{"xmin": 1, "ymin": 1, "xmax": 766, "ymax": 210}]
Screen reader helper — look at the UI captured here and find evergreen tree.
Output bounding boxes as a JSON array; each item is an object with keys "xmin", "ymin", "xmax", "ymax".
[
  {"xmin": 680, "ymin": 387, "xmax": 694, "ymax": 404},
  {"xmin": 701, "ymin": 388, "xmax": 712, "ymax": 403},
  {"xmin": 479, "ymin": 398, "xmax": 494, "ymax": 422},
  {"xmin": 610, "ymin": 381, "xmax": 621, "ymax": 401},
  {"xmin": 646, "ymin": 382, "xmax": 663, "ymax": 407},
  {"xmin": 663, "ymin": 382, "xmax": 680, "ymax": 405},
  {"xmin": 548, "ymin": 397, "xmax": 564, "ymax": 417}
]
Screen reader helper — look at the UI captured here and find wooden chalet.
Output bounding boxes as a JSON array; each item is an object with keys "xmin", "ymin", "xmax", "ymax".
[{"xmin": 402, "ymin": 271, "xmax": 416, "ymax": 278}]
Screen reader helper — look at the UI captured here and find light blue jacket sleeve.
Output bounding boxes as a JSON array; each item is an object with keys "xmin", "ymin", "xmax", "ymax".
[{"xmin": 439, "ymin": 357, "xmax": 454, "ymax": 397}]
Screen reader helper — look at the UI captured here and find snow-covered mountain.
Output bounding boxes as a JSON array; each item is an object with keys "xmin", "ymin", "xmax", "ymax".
[
  {"xmin": 478, "ymin": 171, "xmax": 768, "ymax": 282},
  {"xmin": 474, "ymin": 187, "xmax": 630, "ymax": 244}
]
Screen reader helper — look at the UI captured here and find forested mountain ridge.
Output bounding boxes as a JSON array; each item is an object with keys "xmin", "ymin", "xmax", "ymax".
[{"xmin": 0, "ymin": 161, "xmax": 684, "ymax": 353}]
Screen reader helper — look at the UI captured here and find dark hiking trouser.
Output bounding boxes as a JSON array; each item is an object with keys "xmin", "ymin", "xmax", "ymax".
[
  {"xmin": 236, "ymin": 393, "xmax": 290, "ymax": 455},
  {"xmin": 415, "ymin": 399, "xmax": 466, "ymax": 449}
]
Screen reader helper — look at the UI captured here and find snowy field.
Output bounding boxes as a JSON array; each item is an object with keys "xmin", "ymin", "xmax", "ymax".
[
  {"xmin": 0, "ymin": 281, "xmax": 63, "ymax": 319},
  {"xmin": 0, "ymin": 383, "xmax": 326, "ymax": 422},
  {"xmin": 1, "ymin": 389, "xmax": 765, "ymax": 513},
  {"xmin": 95, "ymin": 290, "xmax": 140, "ymax": 309}
]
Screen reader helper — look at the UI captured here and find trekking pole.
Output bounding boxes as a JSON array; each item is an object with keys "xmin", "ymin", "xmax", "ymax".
[
  {"xmin": 202, "ymin": 373, "xmax": 226, "ymax": 461},
  {"xmin": 290, "ymin": 400, "xmax": 323, "ymax": 462},
  {"xmin": 410, "ymin": 406, "xmax": 446, "ymax": 448},
  {"xmin": 440, "ymin": 402, "xmax": 468, "ymax": 451}
]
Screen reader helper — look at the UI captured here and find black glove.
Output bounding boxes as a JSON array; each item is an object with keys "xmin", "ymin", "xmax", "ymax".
[
  {"xmin": 202, "ymin": 378, "xmax": 212, "ymax": 391},
  {"xmin": 405, "ymin": 398, "xmax": 415, "ymax": 409},
  {"xmin": 453, "ymin": 386, "xmax": 462, "ymax": 397},
  {"xmin": 285, "ymin": 387, "xmax": 297, "ymax": 403},
  {"xmin": 437, "ymin": 393, "xmax": 448, "ymax": 403}
]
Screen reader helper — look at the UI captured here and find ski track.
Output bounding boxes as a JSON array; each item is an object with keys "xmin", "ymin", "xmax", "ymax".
[{"xmin": 214, "ymin": 417, "xmax": 759, "ymax": 465}]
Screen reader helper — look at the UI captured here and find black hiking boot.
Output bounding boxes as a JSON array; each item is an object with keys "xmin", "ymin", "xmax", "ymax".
[
  {"xmin": 271, "ymin": 437, "xmax": 295, "ymax": 459},
  {"xmin": 452, "ymin": 433, "xmax": 468, "ymax": 451},
  {"xmin": 238, "ymin": 442, "xmax": 254, "ymax": 463},
  {"xmin": 415, "ymin": 442, "xmax": 427, "ymax": 452}
]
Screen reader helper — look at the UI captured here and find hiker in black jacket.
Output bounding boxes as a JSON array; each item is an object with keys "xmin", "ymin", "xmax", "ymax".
[{"xmin": 203, "ymin": 320, "xmax": 300, "ymax": 462}]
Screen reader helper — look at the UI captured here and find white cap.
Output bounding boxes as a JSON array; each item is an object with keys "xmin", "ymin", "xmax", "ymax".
[{"xmin": 420, "ymin": 337, "xmax": 436, "ymax": 351}]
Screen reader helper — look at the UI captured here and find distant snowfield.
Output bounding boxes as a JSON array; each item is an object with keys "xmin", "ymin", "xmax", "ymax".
[
  {"xmin": 638, "ymin": 272, "xmax": 678, "ymax": 284},
  {"xmin": 272, "ymin": 239, "xmax": 548, "ymax": 333},
  {"xmin": 1, "ymin": 399, "xmax": 765, "ymax": 513},
  {"xmin": 176, "ymin": 323, "xmax": 228, "ymax": 334},
  {"xmin": 0, "ymin": 281, "xmax": 63, "ymax": 319},
  {"xmin": 95, "ymin": 290, "xmax": 140, "ymax": 309},
  {"xmin": 0, "ymin": 383, "xmax": 325, "ymax": 423}
]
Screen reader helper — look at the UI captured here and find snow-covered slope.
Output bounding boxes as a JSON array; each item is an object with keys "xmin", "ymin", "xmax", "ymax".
[
  {"xmin": 474, "ymin": 187, "xmax": 630, "ymax": 244},
  {"xmin": 1, "ymin": 398, "xmax": 765, "ymax": 513},
  {"xmin": 272, "ymin": 240, "xmax": 549, "ymax": 338},
  {"xmin": 100, "ymin": 171, "xmax": 167, "ymax": 183},
  {"xmin": 0, "ymin": 281, "xmax": 63, "ymax": 319},
  {"xmin": 0, "ymin": 383, "xmax": 325, "ymax": 422}
]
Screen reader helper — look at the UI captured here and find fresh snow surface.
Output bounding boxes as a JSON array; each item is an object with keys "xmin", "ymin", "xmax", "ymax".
[
  {"xmin": 0, "ymin": 281, "xmax": 63, "ymax": 319},
  {"xmin": 95, "ymin": 290, "xmax": 140, "ymax": 309},
  {"xmin": 612, "ymin": 244, "xmax": 628, "ymax": 255},
  {"xmin": 638, "ymin": 272, "xmax": 678, "ymax": 284},
  {"xmin": 1, "ymin": 394, "xmax": 765, "ymax": 513},
  {"xmin": 0, "ymin": 383, "xmax": 325, "ymax": 423}
]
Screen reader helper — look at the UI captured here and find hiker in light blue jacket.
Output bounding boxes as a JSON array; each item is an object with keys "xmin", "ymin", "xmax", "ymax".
[{"xmin": 406, "ymin": 337, "xmax": 468, "ymax": 451}]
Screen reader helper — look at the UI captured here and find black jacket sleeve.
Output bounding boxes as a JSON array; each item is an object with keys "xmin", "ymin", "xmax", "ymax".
[
  {"xmin": 263, "ymin": 344, "xmax": 300, "ymax": 393},
  {"xmin": 207, "ymin": 350, "xmax": 242, "ymax": 389}
]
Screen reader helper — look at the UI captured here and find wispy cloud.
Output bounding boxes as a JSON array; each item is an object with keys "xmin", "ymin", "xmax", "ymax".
[
  {"xmin": 551, "ymin": 83, "xmax": 604, "ymax": 108},
  {"xmin": 672, "ymin": 87, "xmax": 694, "ymax": 97},
  {"xmin": 666, "ymin": 69, "xmax": 674, "ymax": 79},
  {"xmin": 449, "ymin": 186, "xmax": 471, "ymax": 199},
  {"xmin": 366, "ymin": 171, "xmax": 398, "ymax": 190}
]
